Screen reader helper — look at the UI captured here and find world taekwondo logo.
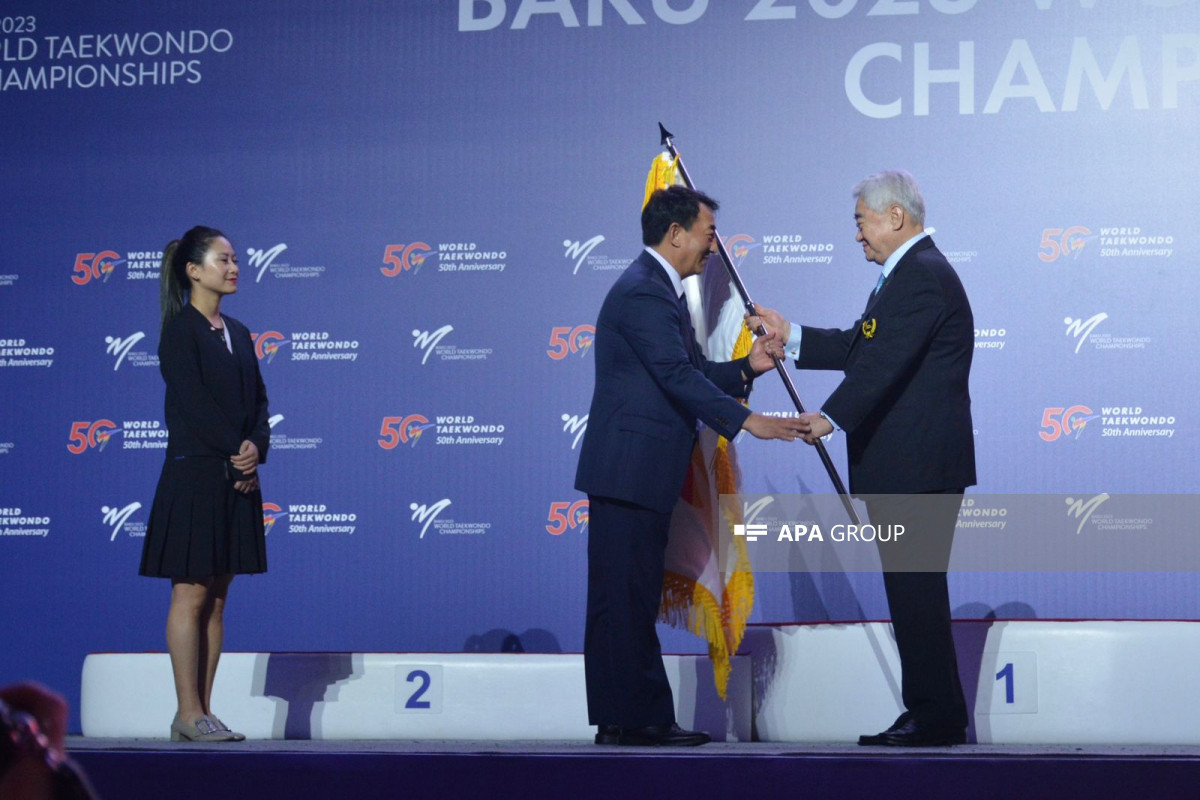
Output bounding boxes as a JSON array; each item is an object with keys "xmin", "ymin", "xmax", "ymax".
[
  {"xmin": 382, "ymin": 243, "xmax": 432, "ymax": 276},
  {"xmin": 263, "ymin": 503, "xmax": 287, "ymax": 535},
  {"xmin": 1066, "ymin": 494, "xmax": 1110, "ymax": 535},
  {"xmin": 564, "ymin": 235, "xmax": 624, "ymax": 273},
  {"xmin": 252, "ymin": 331, "xmax": 291, "ymax": 362},
  {"xmin": 101, "ymin": 502, "xmax": 142, "ymax": 542},
  {"xmin": 724, "ymin": 234, "xmax": 761, "ymax": 268},
  {"xmin": 561, "ymin": 413, "xmax": 588, "ymax": 449},
  {"xmin": 1039, "ymin": 227, "xmax": 1093, "ymax": 262},
  {"xmin": 245, "ymin": 244, "xmax": 325, "ymax": 281},
  {"xmin": 105, "ymin": 333, "xmax": 144, "ymax": 369},
  {"xmin": 413, "ymin": 326, "xmax": 454, "ymax": 365},
  {"xmin": 246, "ymin": 244, "xmax": 288, "ymax": 283},
  {"xmin": 72, "ymin": 251, "xmax": 123, "ymax": 285},
  {"xmin": 1064, "ymin": 314, "xmax": 1108, "ymax": 354},
  {"xmin": 411, "ymin": 499, "xmax": 452, "ymax": 539},
  {"xmin": 67, "ymin": 420, "xmax": 120, "ymax": 453},
  {"xmin": 546, "ymin": 499, "xmax": 589, "ymax": 536},
  {"xmin": 745, "ymin": 496, "xmax": 773, "ymax": 523},
  {"xmin": 547, "ymin": 325, "xmax": 595, "ymax": 359},
  {"xmin": 106, "ymin": 331, "xmax": 160, "ymax": 369},
  {"xmin": 267, "ymin": 413, "xmax": 322, "ymax": 452},
  {"xmin": 379, "ymin": 415, "xmax": 434, "ymax": 449},
  {"xmin": 1063, "ymin": 313, "xmax": 1150, "ymax": 353},
  {"xmin": 564, "ymin": 236, "xmax": 604, "ymax": 275},
  {"xmin": 1039, "ymin": 406, "xmax": 1096, "ymax": 441}
]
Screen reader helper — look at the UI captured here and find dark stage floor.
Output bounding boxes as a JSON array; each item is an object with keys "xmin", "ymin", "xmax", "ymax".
[{"xmin": 66, "ymin": 738, "xmax": 1200, "ymax": 800}]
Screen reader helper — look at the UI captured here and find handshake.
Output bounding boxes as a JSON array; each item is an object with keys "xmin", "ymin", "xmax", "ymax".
[{"xmin": 740, "ymin": 304, "xmax": 833, "ymax": 445}]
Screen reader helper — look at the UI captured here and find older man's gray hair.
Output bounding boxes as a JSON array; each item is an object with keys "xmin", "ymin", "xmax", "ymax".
[{"xmin": 853, "ymin": 170, "xmax": 926, "ymax": 227}]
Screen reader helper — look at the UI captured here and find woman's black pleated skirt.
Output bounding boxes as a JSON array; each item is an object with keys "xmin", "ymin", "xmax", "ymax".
[{"xmin": 139, "ymin": 456, "xmax": 267, "ymax": 580}]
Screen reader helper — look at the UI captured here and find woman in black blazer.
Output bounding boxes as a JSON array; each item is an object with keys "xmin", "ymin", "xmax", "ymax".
[{"xmin": 139, "ymin": 226, "xmax": 271, "ymax": 742}]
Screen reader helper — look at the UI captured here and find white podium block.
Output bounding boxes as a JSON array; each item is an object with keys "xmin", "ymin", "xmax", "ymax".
[
  {"xmin": 746, "ymin": 620, "xmax": 1200, "ymax": 744},
  {"xmin": 972, "ymin": 621, "xmax": 1200, "ymax": 745},
  {"xmin": 746, "ymin": 622, "xmax": 904, "ymax": 742},
  {"xmin": 80, "ymin": 652, "xmax": 751, "ymax": 741}
]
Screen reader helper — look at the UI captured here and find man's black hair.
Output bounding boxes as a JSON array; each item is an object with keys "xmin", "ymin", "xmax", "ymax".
[{"xmin": 641, "ymin": 185, "xmax": 719, "ymax": 246}]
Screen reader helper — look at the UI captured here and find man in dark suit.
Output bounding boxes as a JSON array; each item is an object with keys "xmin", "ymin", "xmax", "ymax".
[
  {"xmin": 751, "ymin": 170, "xmax": 975, "ymax": 746},
  {"xmin": 575, "ymin": 185, "xmax": 804, "ymax": 747}
]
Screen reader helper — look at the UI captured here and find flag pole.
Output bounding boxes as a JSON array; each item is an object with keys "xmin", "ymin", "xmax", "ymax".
[{"xmin": 659, "ymin": 122, "xmax": 862, "ymax": 526}]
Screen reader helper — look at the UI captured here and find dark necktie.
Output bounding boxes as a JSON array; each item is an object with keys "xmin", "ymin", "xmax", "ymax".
[{"xmin": 679, "ymin": 294, "xmax": 701, "ymax": 366}]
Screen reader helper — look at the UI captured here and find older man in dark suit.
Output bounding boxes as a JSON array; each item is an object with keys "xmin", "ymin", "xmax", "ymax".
[
  {"xmin": 752, "ymin": 170, "xmax": 975, "ymax": 747},
  {"xmin": 575, "ymin": 185, "xmax": 803, "ymax": 747}
]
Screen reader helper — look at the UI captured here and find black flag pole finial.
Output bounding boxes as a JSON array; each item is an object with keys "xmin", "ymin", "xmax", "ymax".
[{"xmin": 659, "ymin": 122, "xmax": 673, "ymax": 147}]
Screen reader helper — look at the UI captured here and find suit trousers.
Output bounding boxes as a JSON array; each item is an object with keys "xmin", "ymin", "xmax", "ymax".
[
  {"xmin": 866, "ymin": 490, "xmax": 968, "ymax": 730},
  {"xmin": 583, "ymin": 495, "xmax": 675, "ymax": 728}
]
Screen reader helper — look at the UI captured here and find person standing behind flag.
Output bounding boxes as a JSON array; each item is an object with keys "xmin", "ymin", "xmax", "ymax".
[
  {"xmin": 750, "ymin": 170, "xmax": 975, "ymax": 747},
  {"xmin": 575, "ymin": 186, "xmax": 805, "ymax": 747}
]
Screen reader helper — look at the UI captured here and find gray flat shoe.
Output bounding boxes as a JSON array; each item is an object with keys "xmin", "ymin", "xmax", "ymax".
[
  {"xmin": 170, "ymin": 714, "xmax": 236, "ymax": 742},
  {"xmin": 205, "ymin": 714, "xmax": 246, "ymax": 742}
]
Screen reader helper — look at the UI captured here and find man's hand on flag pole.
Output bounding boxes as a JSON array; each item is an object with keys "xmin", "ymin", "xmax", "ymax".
[
  {"xmin": 745, "ymin": 303, "xmax": 792, "ymax": 346},
  {"xmin": 748, "ymin": 330, "xmax": 784, "ymax": 375}
]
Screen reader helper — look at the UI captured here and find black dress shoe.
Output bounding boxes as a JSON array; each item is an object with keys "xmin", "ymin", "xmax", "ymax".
[
  {"xmin": 881, "ymin": 718, "xmax": 967, "ymax": 747},
  {"xmin": 857, "ymin": 711, "xmax": 912, "ymax": 746},
  {"xmin": 594, "ymin": 725, "xmax": 622, "ymax": 745},
  {"xmin": 618, "ymin": 723, "xmax": 711, "ymax": 747}
]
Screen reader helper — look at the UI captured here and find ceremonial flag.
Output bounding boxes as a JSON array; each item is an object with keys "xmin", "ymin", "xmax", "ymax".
[{"xmin": 644, "ymin": 154, "xmax": 756, "ymax": 700}]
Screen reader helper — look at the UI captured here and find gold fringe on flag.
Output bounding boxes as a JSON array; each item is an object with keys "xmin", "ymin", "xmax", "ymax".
[
  {"xmin": 642, "ymin": 153, "xmax": 680, "ymax": 209},
  {"xmin": 660, "ymin": 320, "xmax": 757, "ymax": 700},
  {"xmin": 711, "ymin": 321, "xmax": 758, "ymax": 698}
]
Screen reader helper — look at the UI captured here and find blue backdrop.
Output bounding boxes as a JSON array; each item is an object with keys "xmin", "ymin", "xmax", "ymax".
[{"xmin": 2, "ymin": 1, "xmax": 1198, "ymax": 731}]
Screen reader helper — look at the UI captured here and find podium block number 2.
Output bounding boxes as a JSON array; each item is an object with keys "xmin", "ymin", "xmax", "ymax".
[
  {"xmin": 979, "ymin": 652, "xmax": 1037, "ymax": 714},
  {"xmin": 396, "ymin": 665, "xmax": 443, "ymax": 713}
]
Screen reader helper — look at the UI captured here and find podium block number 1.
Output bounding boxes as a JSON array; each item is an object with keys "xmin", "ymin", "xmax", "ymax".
[{"xmin": 979, "ymin": 652, "xmax": 1037, "ymax": 714}]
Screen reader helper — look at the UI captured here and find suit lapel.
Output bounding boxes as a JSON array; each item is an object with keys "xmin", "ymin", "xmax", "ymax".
[
  {"xmin": 637, "ymin": 251, "xmax": 700, "ymax": 366},
  {"xmin": 860, "ymin": 236, "xmax": 934, "ymax": 319}
]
